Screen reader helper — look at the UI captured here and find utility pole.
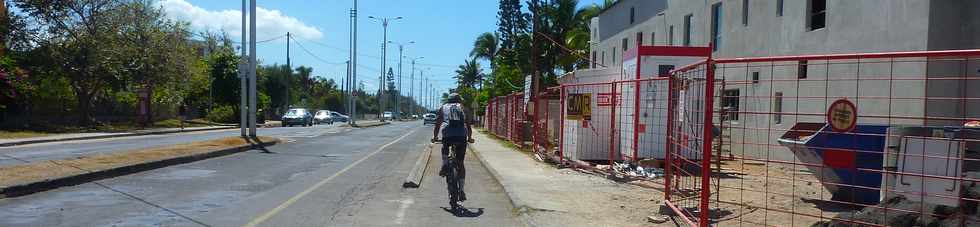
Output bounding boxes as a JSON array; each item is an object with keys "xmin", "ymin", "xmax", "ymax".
[
  {"xmin": 380, "ymin": 40, "xmax": 385, "ymax": 122},
  {"xmin": 248, "ymin": 0, "xmax": 258, "ymax": 137},
  {"xmin": 286, "ymin": 32, "xmax": 291, "ymax": 112},
  {"xmin": 345, "ymin": 60, "xmax": 351, "ymax": 115},
  {"xmin": 239, "ymin": 0, "xmax": 247, "ymax": 137},
  {"xmin": 396, "ymin": 44, "xmax": 402, "ymax": 119},
  {"xmin": 349, "ymin": 0, "xmax": 358, "ymax": 126},
  {"xmin": 368, "ymin": 16, "xmax": 402, "ymax": 122},
  {"xmin": 409, "ymin": 59, "xmax": 415, "ymax": 116}
]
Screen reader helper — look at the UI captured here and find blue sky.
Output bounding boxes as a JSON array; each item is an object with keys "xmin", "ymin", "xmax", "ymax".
[{"xmin": 164, "ymin": 0, "xmax": 602, "ymax": 101}]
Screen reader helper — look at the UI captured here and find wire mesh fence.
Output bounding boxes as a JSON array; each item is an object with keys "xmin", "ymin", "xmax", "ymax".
[{"xmin": 480, "ymin": 49, "xmax": 980, "ymax": 227}]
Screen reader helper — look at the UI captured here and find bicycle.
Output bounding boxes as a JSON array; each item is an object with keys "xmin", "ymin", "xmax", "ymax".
[{"xmin": 431, "ymin": 138, "xmax": 474, "ymax": 211}]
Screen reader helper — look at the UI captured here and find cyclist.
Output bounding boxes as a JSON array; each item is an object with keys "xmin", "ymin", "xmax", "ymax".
[{"xmin": 431, "ymin": 93, "xmax": 474, "ymax": 210}]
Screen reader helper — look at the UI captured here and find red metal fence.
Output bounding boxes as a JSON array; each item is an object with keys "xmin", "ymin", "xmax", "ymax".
[{"xmin": 481, "ymin": 49, "xmax": 980, "ymax": 227}]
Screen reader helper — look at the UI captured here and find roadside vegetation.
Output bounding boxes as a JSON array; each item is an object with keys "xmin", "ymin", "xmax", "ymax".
[
  {"xmin": 451, "ymin": 0, "xmax": 615, "ymax": 114},
  {"xmin": 0, "ymin": 0, "xmax": 421, "ymax": 134}
]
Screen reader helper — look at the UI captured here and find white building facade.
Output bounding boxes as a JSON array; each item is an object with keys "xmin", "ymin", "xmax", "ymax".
[{"xmin": 581, "ymin": 0, "xmax": 980, "ymax": 161}]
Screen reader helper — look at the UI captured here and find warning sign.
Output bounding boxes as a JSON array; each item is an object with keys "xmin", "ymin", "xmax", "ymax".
[
  {"xmin": 827, "ymin": 99, "xmax": 857, "ymax": 132},
  {"xmin": 597, "ymin": 93, "xmax": 616, "ymax": 107},
  {"xmin": 566, "ymin": 94, "xmax": 592, "ymax": 120}
]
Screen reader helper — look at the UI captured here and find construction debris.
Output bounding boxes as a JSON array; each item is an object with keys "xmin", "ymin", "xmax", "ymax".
[
  {"xmin": 612, "ymin": 162, "xmax": 663, "ymax": 180},
  {"xmin": 646, "ymin": 215, "xmax": 669, "ymax": 223}
]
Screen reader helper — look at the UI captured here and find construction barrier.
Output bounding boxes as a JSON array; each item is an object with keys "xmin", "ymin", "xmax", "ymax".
[{"xmin": 481, "ymin": 49, "xmax": 980, "ymax": 227}]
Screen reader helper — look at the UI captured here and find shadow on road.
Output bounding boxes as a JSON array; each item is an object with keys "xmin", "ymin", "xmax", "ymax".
[
  {"xmin": 440, "ymin": 206, "xmax": 485, "ymax": 218},
  {"xmin": 245, "ymin": 136, "xmax": 273, "ymax": 153}
]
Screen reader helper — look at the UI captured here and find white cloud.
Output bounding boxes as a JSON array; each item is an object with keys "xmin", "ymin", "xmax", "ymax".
[{"xmin": 159, "ymin": 0, "xmax": 323, "ymax": 40}]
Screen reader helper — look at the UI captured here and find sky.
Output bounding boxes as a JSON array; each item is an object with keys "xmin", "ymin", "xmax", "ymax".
[{"xmin": 160, "ymin": 0, "xmax": 603, "ymax": 104}]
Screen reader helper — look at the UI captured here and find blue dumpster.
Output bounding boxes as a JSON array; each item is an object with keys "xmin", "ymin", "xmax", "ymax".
[{"xmin": 778, "ymin": 123, "xmax": 889, "ymax": 205}]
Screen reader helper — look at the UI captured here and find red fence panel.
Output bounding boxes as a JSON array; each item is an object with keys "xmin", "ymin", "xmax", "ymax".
[
  {"xmin": 664, "ymin": 61, "xmax": 714, "ymax": 227},
  {"xmin": 482, "ymin": 49, "xmax": 980, "ymax": 227},
  {"xmin": 560, "ymin": 82, "xmax": 617, "ymax": 162},
  {"xmin": 708, "ymin": 50, "xmax": 980, "ymax": 227}
]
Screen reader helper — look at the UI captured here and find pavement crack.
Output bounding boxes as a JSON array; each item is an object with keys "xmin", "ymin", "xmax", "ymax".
[{"xmin": 91, "ymin": 181, "xmax": 213, "ymax": 227}]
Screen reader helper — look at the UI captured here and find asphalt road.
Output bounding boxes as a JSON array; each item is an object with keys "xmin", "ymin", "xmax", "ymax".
[
  {"xmin": 0, "ymin": 122, "xmax": 348, "ymax": 167},
  {"xmin": 0, "ymin": 121, "xmax": 519, "ymax": 227}
]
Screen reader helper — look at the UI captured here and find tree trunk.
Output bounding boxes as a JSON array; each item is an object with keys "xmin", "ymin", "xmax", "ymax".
[{"xmin": 76, "ymin": 90, "xmax": 92, "ymax": 126}]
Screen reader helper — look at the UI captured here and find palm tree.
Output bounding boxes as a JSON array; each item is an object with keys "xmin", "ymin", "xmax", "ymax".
[
  {"xmin": 454, "ymin": 58, "xmax": 483, "ymax": 89},
  {"xmin": 470, "ymin": 32, "xmax": 499, "ymax": 67}
]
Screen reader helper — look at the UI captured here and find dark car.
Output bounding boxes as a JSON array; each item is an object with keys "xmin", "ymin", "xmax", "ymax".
[
  {"xmin": 422, "ymin": 113, "xmax": 437, "ymax": 125},
  {"xmin": 329, "ymin": 111, "xmax": 350, "ymax": 123},
  {"xmin": 282, "ymin": 108, "xmax": 314, "ymax": 127}
]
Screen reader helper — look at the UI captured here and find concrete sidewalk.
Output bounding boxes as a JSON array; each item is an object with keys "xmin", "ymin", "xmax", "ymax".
[
  {"xmin": 0, "ymin": 126, "xmax": 237, "ymax": 147},
  {"xmin": 470, "ymin": 131, "xmax": 675, "ymax": 227}
]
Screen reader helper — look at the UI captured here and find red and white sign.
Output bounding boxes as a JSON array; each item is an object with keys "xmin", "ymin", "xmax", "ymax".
[
  {"xmin": 596, "ymin": 93, "xmax": 620, "ymax": 107},
  {"xmin": 827, "ymin": 99, "xmax": 858, "ymax": 132}
]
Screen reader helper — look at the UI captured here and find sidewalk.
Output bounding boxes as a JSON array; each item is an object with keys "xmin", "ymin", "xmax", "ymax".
[
  {"xmin": 470, "ymin": 131, "xmax": 675, "ymax": 227},
  {"xmin": 0, "ymin": 126, "xmax": 236, "ymax": 147}
]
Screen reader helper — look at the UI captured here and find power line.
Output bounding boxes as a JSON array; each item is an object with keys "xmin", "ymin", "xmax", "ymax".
[
  {"xmin": 293, "ymin": 36, "xmax": 458, "ymax": 68},
  {"xmin": 289, "ymin": 36, "xmax": 347, "ymax": 65}
]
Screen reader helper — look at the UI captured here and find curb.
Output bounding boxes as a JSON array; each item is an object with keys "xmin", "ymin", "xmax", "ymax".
[
  {"xmin": 468, "ymin": 137, "xmax": 540, "ymax": 227},
  {"xmin": 352, "ymin": 122, "xmax": 391, "ymax": 128},
  {"xmin": 0, "ymin": 126, "xmax": 238, "ymax": 148},
  {"xmin": 402, "ymin": 143, "xmax": 433, "ymax": 188},
  {"xmin": 0, "ymin": 138, "xmax": 279, "ymax": 198}
]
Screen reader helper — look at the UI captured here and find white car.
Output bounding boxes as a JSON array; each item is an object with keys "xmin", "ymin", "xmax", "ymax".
[
  {"xmin": 382, "ymin": 111, "xmax": 393, "ymax": 120},
  {"xmin": 423, "ymin": 113, "xmax": 437, "ymax": 125},
  {"xmin": 314, "ymin": 110, "xmax": 333, "ymax": 124}
]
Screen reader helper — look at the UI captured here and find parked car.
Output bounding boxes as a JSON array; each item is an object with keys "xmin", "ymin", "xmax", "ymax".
[
  {"xmin": 314, "ymin": 110, "xmax": 334, "ymax": 125},
  {"xmin": 282, "ymin": 108, "xmax": 314, "ymax": 127},
  {"xmin": 382, "ymin": 111, "xmax": 393, "ymax": 120},
  {"xmin": 329, "ymin": 111, "xmax": 349, "ymax": 122},
  {"xmin": 422, "ymin": 113, "xmax": 437, "ymax": 125},
  {"xmin": 411, "ymin": 114, "xmax": 419, "ymax": 119}
]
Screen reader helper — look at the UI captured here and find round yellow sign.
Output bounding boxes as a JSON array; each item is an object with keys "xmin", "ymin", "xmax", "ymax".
[{"xmin": 827, "ymin": 99, "xmax": 857, "ymax": 132}]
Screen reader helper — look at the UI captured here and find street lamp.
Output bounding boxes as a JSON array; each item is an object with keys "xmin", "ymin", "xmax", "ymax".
[
  {"xmin": 389, "ymin": 40, "xmax": 414, "ymax": 120},
  {"xmin": 405, "ymin": 57, "xmax": 424, "ymax": 117},
  {"xmin": 368, "ymin": 16, "xmax": 403, "ymax": 122}
]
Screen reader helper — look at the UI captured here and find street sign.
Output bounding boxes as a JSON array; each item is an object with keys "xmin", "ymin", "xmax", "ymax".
[
  {"xmin": 566, "ymin": 94, "xmax": 591, "ymax": 120},
  {"xmin": 827, "ymin": 99, "xmax": 857, "ymax": 132},
  {"xmin": 523, "ymin": 75, "xmax": 532, "ymax": 107}
]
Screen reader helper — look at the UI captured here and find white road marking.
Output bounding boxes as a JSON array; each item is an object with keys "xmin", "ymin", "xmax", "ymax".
[
  {"xmin": 393, "ymin": 196, "xmax": 415, "ymax": 224},
  {"xmin": 243, "ymin": 128, "xmax": 418, "ymax": 227}
]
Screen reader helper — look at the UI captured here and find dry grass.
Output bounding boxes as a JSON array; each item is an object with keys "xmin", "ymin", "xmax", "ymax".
[
  {"xmin": 0, "ymin": 136, "xmax": 276, "ymax": 187},
  {"xmin": 0, "ymin": 130, "xmax": 50, "ymax": 139}
]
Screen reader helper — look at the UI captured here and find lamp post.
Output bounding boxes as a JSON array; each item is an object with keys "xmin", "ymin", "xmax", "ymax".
[
  {"xmin": 348, "ymin": 0, "xmax": 359, "ymax": 126},
  {"xmin": 368, "ymin": 16, "xmax": 402, "ymax": 122},
  {"xmin": 406, "ymin": 57, "xmax": 424, "ymax": 116},
  {"xmin": 389, "ymin": 41, "xmax": 414, "ymax": 120},
  {"xmin": 417, "ymin": 67, "xmax": 431, "ymax": 115}
]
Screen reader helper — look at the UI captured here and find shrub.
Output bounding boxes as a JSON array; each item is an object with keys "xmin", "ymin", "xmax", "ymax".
[{"xmin": 207, "ymin": 105, "xmax": 237, "ymax": 123}]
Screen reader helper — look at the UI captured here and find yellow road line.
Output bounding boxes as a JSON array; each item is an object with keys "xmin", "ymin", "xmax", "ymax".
[{"xmin": 243, "ymin": 129, "xmax": 418, "ymax": 227}]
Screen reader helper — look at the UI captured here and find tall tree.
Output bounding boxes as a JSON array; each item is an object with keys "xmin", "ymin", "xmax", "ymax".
[
  {"xmin": 454, "ymin": 58, "xmax": 483, "ymax": 89},
  {"xmin": 470, "ymin": 32, "xmax": 499, "ymax": 67},
  {"xmin": 496, "ymin": 0, "xmax": 528, "ymax": 51},
  {"xmin": 13, "ymin": 0, "xmax": 131, "ymax": 125}
]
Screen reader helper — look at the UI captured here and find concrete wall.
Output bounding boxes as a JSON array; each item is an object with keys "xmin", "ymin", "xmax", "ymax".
[
  {"xmin": 925, "ymin": 0, "xmax": 980, "ymax": 126},
  {"xmin": 595, "ymin": 0, "xmax": 667, "ymax": 42}
]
